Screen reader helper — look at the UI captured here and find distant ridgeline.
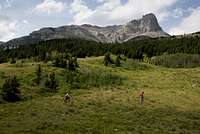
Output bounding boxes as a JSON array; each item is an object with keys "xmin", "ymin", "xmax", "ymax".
[{"xmin": 0, "ymin": 35, "xmax": 200, "ymax": 63}]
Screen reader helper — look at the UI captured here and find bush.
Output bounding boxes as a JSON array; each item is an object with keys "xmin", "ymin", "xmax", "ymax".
[
  {"xmin": 65, "ymin": 68, "xmax": 125, "ymax": 89},
  {"xmin": 45, "ymin": 72, "xmax": 58, "ymax": 93},
  {"xmin": 143, "ymin": 54, "xmax": 150, "ymax": 63},
  {"xmin": 1, "ymin": 76, "xmax": 21, "ymax": 102}
]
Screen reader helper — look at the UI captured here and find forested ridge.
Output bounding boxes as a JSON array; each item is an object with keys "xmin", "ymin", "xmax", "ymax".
[{"xmin": 0, "ymin": 35, "xmax": 200, "ymax": 63}]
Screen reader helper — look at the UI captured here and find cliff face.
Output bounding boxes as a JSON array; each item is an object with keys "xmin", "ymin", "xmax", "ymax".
[{"xmin": 4, "ymin": 13, "xmax": 170, "ymax": 46}]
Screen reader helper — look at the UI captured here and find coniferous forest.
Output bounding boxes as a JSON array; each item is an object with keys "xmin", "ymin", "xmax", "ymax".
[{"xmin": 0, "ymin": 36, "xmax": 200, "ymax": 63}]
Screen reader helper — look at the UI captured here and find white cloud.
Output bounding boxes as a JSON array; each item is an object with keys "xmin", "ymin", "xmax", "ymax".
[
  {"xmin": 0, "ymin": 15, "xmax": 18, "ymax": 41},
  {"xmin": 169, "ymin": 7, "xmax": 200, "ymax": 35},
  {"xmin": 23, "ymin": 20, "xmax": 29, "ymax": 24},
  {"xmin": 33, "ymin": 0, "xmax": 65, "ymax": 15},
  {"xmin": 0, "ymin": 0, "xmax": 13, "ymax": 9},
  {"xmin": 96, "ymin": 0, "xmax": 107, "ymax": 3},
  {"xmin": 70, "ymin": 0, "xmax": 93, "ymax": 24},
  {"xmin": 70, "ymin": 0, "xmax": 178, "ymax": 26},
  {"xmin": 172, "ymin": 8, "xmax": 184, "ymax": 18},
  {"xmin": 171, "ymin": 7, "xmax": 194, "ymax": 19},
  {"xmin": 5, "ymin": 0, "xmax": 12, "ymax": 8}
]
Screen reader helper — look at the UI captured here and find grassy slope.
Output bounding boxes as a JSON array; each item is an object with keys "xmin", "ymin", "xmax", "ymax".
[{"xmin": 0, "ymin": 57, "xmax": 200, "ymax": 134}]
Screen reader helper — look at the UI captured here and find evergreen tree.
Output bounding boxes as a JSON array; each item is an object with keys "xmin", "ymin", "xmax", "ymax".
[
  {"xmin": 73, "ymin": 56, "xmax": 79, "ymax": 67},
  {"xmin": 45, "ymin": 72, "xmax": 58, "ymax": 93},
  {"xmin": 115, "ymin": 55, "xmax": 121, "ymax": 66},
  {"xmin": 34, "ymin": 64, "xmax": 42, "ymax": 85},
  {"xmin": 104, "ymin": 52, "xmax": 113, "ymax": 66},
  {"xmin": 10, "ymin": 57, "xmax": 16, "ymax": 64},
  {"xmin": 2, "ymin": 76, "xmax": 20, "ymax": 102},
  {"xmin": 68, "ymin": 57, "xmax": 75, "ymax": 71},
  {"xmin": 54, "ymin": 57, "xmax": 60, "ymax": 67}
]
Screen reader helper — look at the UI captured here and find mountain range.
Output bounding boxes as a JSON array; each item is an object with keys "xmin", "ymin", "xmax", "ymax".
[{"xmin": 2, "ymin": 13, "xmax": 170, "ymax": 47}]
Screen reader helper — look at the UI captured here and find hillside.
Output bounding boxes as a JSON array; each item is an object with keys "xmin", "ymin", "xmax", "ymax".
[{"xmin": 0, "ymin": 57, "xmax": 200, "ymax": 133}]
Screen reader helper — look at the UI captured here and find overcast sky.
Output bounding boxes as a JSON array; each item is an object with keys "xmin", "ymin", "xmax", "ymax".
[{"xmin": 0, "ymin": 0, "xmax": 200, "ymax": 41}]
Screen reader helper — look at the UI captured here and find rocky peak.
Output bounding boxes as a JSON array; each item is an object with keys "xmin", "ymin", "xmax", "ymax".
[
  {"xmin": 142, "ymin": 13, "xmax": 157, "ymax": 20},
  {"xmin": 3, "ymin": 13, "xmax": 170, "ymax": 46},
  {"xmin": 141, "ymin": 13, "xmax": 162, "ymax": 32},
  {"xmin": 127, "ymin": 13, "xmax": 162, "ymax": 33}
]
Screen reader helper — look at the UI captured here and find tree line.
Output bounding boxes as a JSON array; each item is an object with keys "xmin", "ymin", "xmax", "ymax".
[{"xmin": 0, "ymin": 36, "xmax": 200, "ymax": 63}]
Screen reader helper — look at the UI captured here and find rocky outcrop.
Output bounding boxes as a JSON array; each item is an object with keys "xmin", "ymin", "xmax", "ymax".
[{"xmin": 4, "ymin": 13, "xmax": 170, "ymax": 46}]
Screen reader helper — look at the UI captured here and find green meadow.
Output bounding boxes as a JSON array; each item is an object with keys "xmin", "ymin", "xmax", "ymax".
[{"xmin": 0, "ymin": 56, "xmax": 200, "ymax": 134}]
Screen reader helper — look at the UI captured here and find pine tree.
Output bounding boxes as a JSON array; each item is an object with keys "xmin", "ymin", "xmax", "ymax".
[
  {"xmin": 115, "ymin": 55, "xmax": 121, "ymax": 66},
  {"xmin": 34, "ymin": 64, "xmax": 42, "ymax": 85},
  {"xmin": 73, "ymin": 56, "xmax": 79, "ymax": 67},
  {"xmin": 45, "ymin": 72, "xmax": 58, "ymax": 93},
  {"xmin": 54, "ymin": 57, "xmax": 60, "ymax": 67},
  {"xmin": 2, "ymin": 76, "xmax": 20, "ymax": 102},
  {"xmin": 68, "ymin": 56, "xmax": 76, "ymax": 71},
  {"xmin": 10, "ymin": 57, "xmax": 16, "ymax": 64},
  {"xmin": 104, "ymin": 52, "xmax": 113, "ymax": 66}
]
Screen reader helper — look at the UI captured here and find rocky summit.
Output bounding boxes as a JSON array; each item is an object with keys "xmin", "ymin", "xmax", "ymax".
[{"xmin": 4, "ymin": 13, "xmax": 170, "ymax": 46}]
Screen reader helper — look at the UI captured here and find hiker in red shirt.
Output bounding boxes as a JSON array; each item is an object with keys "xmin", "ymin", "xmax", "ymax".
[{"xmin": 139, "ymin": 92, "xmax": 144, "ymax": 104}]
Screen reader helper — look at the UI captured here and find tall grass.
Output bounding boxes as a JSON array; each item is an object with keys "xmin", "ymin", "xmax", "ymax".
[
  {"xmin": 65, "ymin": 68, "xmax": 126, "ymax": 89},
  {"xmin": 150, "ymin": 53, "xmax": 200, "ymax": 68}
]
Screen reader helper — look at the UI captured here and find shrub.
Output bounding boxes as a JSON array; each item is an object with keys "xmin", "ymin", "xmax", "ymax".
[
  {"xmin": 45, "ymin": 72, "xmax": 58, "ymax": 93},
  {"xmin": 143, "ymin": 54, "xmax": 150, "ymax": 63},
  {"xmin": 1, "ymin": 76, "xmax": 20, "ymax": 102}
]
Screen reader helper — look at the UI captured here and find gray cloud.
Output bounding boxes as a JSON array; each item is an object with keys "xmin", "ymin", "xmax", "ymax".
[
  {"xmin": 0, "ymin": 15, "xmax": 18, "ymax": 41},
  {"xmin": 169, "ymin": 7, "xmax": 200, "ymax": 35},
  {"xmin": 33, "ymin": 0, "xmax": 66, "ymax": 15},
  {"xmin": 70, "ymin": 0, "xmax": 179, "ymax": 26}
]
